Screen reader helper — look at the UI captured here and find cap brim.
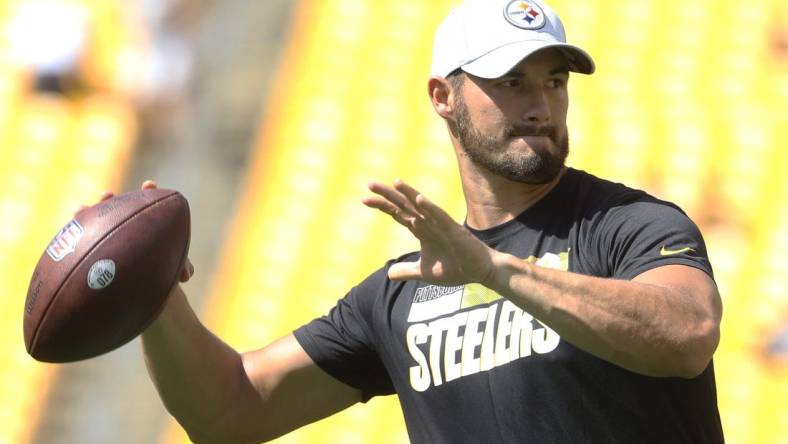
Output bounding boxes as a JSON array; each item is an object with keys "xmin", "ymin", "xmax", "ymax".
[{"xmin": 461, "ymin": 40, "xmax": 595, "ymax": 79}]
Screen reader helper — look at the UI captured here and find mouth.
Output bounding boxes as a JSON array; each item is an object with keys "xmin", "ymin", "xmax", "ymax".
[
  {"xmin": 510, "ymin": 134, "xmax": 554, "ymax": 144},
  {"xmin": 509, "ymin": 127, "xmax": 556, "ymax": 139}
]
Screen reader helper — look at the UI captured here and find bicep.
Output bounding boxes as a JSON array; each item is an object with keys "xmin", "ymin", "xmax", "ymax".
[
  {"xmin": 632, "ymin": 264, "xmax": 722, "ymax": 323},
  {"xmin": 216, "ymin": 334, "xmax": 362, "ymax": 443},
  {"xmin": 633, "ymin": 265, "xmax": 722, "ymax": 376}
]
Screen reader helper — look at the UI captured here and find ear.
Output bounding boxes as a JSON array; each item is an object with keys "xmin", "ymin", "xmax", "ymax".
[{"xmin": 428, "ymin": 76, "xmax": 455, "ymax": 120}]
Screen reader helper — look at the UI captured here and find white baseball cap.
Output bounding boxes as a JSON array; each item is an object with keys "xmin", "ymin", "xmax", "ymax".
[{"xmin": 431, "ymin": 0, "xmax": 595, "ymax": 79}]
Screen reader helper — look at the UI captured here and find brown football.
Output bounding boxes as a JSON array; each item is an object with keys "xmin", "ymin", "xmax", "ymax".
[{"xmin": 23, "ymin": 188, "xmax": 190, "ymax": 362}]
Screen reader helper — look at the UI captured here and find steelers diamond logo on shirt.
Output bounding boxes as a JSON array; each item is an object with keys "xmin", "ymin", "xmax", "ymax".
[{"xmin": 504, "ymin": 0, "xmax": 546, "ymax": 30}]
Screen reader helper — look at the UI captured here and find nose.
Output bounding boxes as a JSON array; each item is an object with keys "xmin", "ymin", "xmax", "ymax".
[{"xmin": 520, "ymin": 88, "xmax": 551, "ymax": 124}]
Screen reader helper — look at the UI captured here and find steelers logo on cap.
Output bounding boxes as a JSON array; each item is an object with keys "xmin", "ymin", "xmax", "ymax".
[{"xmin": 504, "ymin": 0, "xmax": 547, "ymax": 30}]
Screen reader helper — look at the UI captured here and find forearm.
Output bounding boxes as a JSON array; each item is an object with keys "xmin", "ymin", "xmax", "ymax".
[
  {"xmin": 486, "ymin": 252, "xmax": 720, "ymax": 378},
  {"xmin": 141, "ymin": 286, "xmax": 257, "ymax": 442},
  {"xmin": 365, "ymin": 180, "xmax": 720, "ymax": 377}
]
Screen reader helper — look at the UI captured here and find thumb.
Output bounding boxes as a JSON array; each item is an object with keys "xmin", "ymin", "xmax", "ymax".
[{"xmin": 388, "ymin": 260, "xmax": 423, "ymax": 281}]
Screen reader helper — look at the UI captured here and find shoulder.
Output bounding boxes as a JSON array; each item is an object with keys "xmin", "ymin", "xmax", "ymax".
[
  {"xmin": 565, "ymin": 169, "xmax": 710, "ymax": 278},
  {"xmin": 568, "ymin": 168, "xmax": 653, "ymax": 209},
  {"xmin": 565, "ymin": 168, "xmax": 689, "ymax": 223}
]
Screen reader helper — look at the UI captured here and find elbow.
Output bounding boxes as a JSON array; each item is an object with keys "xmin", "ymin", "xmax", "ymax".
[
  {"xmin": 184, "ymin": 423, "xmax": 279, "ymax": 444},
  {"xmin": 182, "ymin": 424, "xmax": 224, "ymax": 444},
  {"xmin": 180, "ymin": 420, "xmax": 234, "ymax": 444},
  {"xmin": 179, "ymin": 409, "xmax": 275, "ymax": 444},
  {"xmin": 187, "ymin": 429, "xmax": 272, "ymax": 444},
  {"xmin": 187, "ymin": 430, "xmax": 222, "ymax": 444},
  {"xmin": 674, "ymin": 318, "xmax": 721, "ymax": 379}
]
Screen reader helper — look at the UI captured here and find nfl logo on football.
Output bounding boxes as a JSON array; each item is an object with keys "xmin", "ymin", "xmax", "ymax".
[{"xmin": 46, "ymin": 220, "xmax": 84, "ymax": 262}]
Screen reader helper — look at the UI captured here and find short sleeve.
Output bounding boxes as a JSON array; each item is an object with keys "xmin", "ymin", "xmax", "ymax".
[
  {"xmin": 589, "ymin": 197, "xmax": 713, "ymax": 281},
  {"xmin": 293, "ymin": 266, "xmax": 395, "ymax": 402}
]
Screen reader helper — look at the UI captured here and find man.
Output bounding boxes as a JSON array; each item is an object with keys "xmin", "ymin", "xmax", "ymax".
[{"xmin": 138, "ymin": 0, "xmax": 724, "ymax": 442}]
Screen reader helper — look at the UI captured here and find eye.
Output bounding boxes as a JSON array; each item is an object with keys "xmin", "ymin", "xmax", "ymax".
[
  {"xmin": 546, "ymin": 78, "xmax": 567, "ymax": 88},
  {"xmin": 498, "ymin": 78, "xmax": 522, "ymax": 88}
]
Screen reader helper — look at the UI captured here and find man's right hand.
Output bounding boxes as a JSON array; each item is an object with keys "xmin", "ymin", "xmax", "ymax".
[
  {"xmin": 77, "ymin": 180, "xmax": 195, "ymax": 284},
  {"xmin": 121, "ymin": 180, "xmax": 362, "ymax": 443}
]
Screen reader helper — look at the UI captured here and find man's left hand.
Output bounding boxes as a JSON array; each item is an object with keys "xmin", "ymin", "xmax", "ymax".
[{"xmin": 363, "ymin": 180, "xmax": 496, "ymax": 286}]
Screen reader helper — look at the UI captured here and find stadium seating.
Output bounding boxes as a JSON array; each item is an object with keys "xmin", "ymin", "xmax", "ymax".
[
  {"xmin": 0, "ymin": 95, "xmax": 136, "ymax": 444},
  {"xmin": 1, "ymin": 0, "xmax": 785, "ymax": 442},
  {"xmin": 0, "ymin": 1, "xmax": 138, "ymax": 442},
  {"xmin": 163, "ymin": 0, "xmax": 788, "ymax": 443}
]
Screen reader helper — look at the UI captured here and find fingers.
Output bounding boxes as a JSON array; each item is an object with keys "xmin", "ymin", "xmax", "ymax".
[
  {"xmin": 73, "ymin": 190, "xmax": 113, "ymax": 216},
  {"xmin": 74, "ymin": 180, "xmax": 157, "ymax": 217},
  {"xmin": 367, "ymin": 181, "xmax": 423, "ymax": 220},
  {"xmin": 365, "ymin": 180, "xmax": 461, "ymax": 239},
  {"xmin": 365, "ymin": 181, "xmax": 431, "ymax": 236},
  {"xmin": 415, "ymin": 193, "xmax": 455, "ymax": 226},
  {"xmin": 392, "ymin": 179, "xmax": 421, "ymax": 206},
  {"xmin": 392, "ymin": 180, "xmax": 434, "ymax": 222},
  {"xmin": 393, "ymin": 180, "xmax": 455, "ymax": 226},
  {"xmin": 388, "ymin": 260, "xmax": 423, "ymax": 281},
  {"xmin": 143, "ymin": 179, "xmax": 191, "ymax": 284},
  {"xmin": 362, "ymin": 196, "xmax": 413, "ymax": 228}
]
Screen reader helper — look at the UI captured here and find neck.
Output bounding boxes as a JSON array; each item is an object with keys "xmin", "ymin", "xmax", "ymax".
[{"xmin": 459, "ymin": 160, "xmax": 566, "ymax": 231}]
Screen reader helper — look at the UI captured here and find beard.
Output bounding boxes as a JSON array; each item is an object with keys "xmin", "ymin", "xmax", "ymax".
[{"xmin": 448, "ymin": 95, "xmax": 569, "ymax": 185}]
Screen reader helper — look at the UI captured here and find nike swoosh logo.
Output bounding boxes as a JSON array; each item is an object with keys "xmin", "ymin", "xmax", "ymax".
[{"xmin": 660, "ymin": 246, "xmax": 695, "ymax": 256}]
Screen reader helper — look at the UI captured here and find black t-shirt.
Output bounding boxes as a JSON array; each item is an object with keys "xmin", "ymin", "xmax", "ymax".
[{"xmin": 294, "ymin": 168, "xmax": 724, "ymax": 443}]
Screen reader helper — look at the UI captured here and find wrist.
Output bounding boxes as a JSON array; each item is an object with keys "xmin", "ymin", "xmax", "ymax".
[
  {"xmin": 142, "ymin": 285, "xmax": 190, "ymax": 338},
  {"xmin": 481, "ymin": 250, "xmax": 517, "ymax": 295}
]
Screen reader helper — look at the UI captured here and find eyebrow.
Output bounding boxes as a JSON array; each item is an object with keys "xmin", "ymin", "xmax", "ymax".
[{"xmin": 503, "ymin": 65, "xmax": 570, "ymax": 78}]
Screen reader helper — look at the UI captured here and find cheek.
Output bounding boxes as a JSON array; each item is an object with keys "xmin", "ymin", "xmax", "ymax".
[
  {"xmin": 557, "ymin": 104, "xmax": 568, "ymax": 121},
  {"xmin": 463, "ymin": 89, "xmax": 506, "ymax": 124},
  {"xmin": 469, "ymin": 105, "xmax": 508, "ymax": 134},
  {"xmin": 557, "ymin": 91, "xmax": 569, "ymax": 117},
  {"xmin": 549, "ymin": 92, "xmax": 568, "ymax": 119}
]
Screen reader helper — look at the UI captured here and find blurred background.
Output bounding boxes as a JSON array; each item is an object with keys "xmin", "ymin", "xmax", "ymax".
[{"xmin": 0, "ymin": 0, "xmax": 786, "ymax": 443}]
